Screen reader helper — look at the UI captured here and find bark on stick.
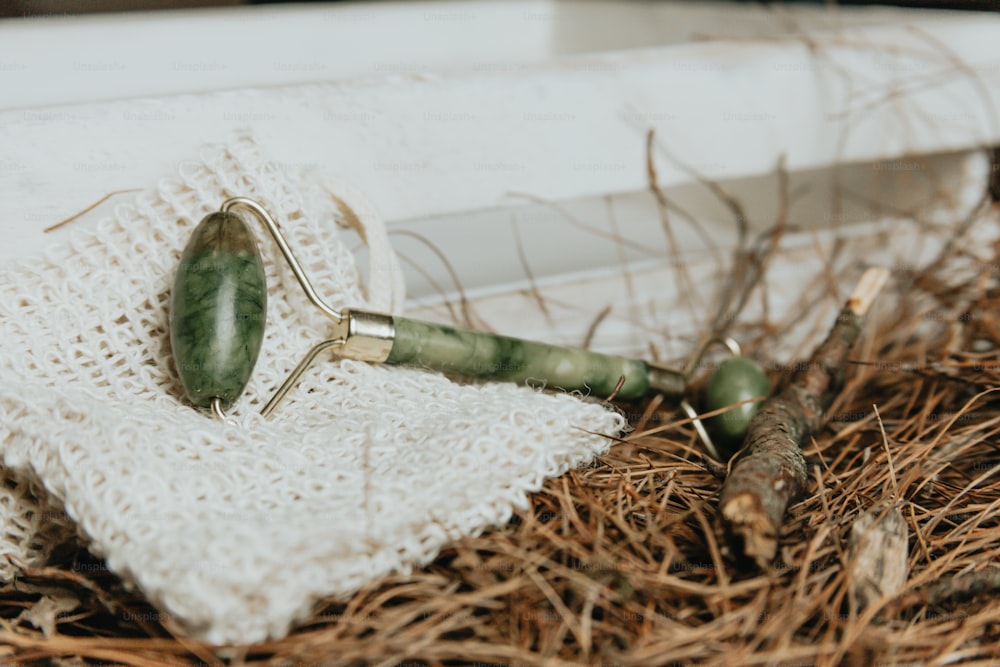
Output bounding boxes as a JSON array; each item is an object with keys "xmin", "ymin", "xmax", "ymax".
[
  {"xmin": 894, "ymin": 568, "xmax": 1000, "ymax": 609},
  {"xmin": 718, "ymin": 268, "xmax": 889, "ymax": 566}
]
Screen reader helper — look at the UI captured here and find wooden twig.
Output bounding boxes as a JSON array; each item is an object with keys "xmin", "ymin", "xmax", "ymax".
[
  {"xmin": 717, "ymin": 267, "xmax": 890, "ymax": 566},
  {"xmin": 42, "ymin": 189, "xmax": 141, "ymax": 233},
  {"xmin": 847, "ymin": 507, "xmax": 908, "ymax": 610},
  {"xmin": 892, "ymin": 568, "xmax": 1000, "ymax": 610}
]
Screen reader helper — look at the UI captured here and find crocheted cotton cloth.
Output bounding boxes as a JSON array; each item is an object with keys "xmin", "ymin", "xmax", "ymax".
[{"xmin": 0, "ymin": 136, "xmax": 625, "ymax": 644}]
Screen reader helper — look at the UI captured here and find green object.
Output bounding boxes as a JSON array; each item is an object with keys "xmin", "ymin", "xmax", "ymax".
[
  {"xmin": 705, "ymin": 356, "xmax": 770, "ymax": 445},
  {"xmin": 170, "ymin": 211, "xmax": 267, "ymax": 408},
  {"xmin": 387, "ymin": 316, "xmax": 651, "ymax": 400}
]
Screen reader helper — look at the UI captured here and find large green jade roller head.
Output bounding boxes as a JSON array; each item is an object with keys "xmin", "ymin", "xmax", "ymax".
[{"xmin": 169, "ymin": 197, "xmax": 770, "ymax": 456}]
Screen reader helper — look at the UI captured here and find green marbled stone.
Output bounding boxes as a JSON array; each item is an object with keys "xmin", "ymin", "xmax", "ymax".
[
  {"xmin": 705, "ymin": 356, "xmax": 770, "ymax": 446},
  {"xmin": 169, "ymin": 211, "xmax": 267, "ymax": 409},
  {"xmin": 386, "ymin": 317, "xmax": 650, "ymax": 399}
]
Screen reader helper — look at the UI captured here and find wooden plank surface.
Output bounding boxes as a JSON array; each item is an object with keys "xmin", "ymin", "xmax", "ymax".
[{"xmin": 1, "ymin": 1, "xmax": 997, "ymax": 346}]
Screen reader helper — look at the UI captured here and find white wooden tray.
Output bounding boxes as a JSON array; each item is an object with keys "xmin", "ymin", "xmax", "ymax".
[{"xmin": 2, "ymin": 0, "xmax": 997, "ymax": 355}]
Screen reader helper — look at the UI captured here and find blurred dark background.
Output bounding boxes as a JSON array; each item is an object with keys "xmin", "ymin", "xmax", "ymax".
[{"xmin": 1, "ymin": 0, "xmax": 998, "ymax": 19}]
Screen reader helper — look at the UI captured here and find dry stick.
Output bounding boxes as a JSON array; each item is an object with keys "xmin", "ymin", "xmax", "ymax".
[
  {"xmin": 389, "ymin": 229, "xmax": 480, "ymax": 329},
  {"xmin": 645, "ymin": 130, "xmax": 702, "ymax": 328},
  {"xmin": 709, "ymin": 159, "xmax": 791, "ymax": 338},
  {"xmin": 892, "ymin": 568, "xmax": 1000, "ymax": 610},
  {"xmin": 510, "ymin": 216, "xmax": 554, "ymax": 325},
  {"xmin": 717, "ymin": 267, "xmax": 890, "ymax": 566},
  {"xmin": 581, "ymin": 305, "xmax": 612, "ymax": 351},
  {"xmin": 42, "ymin": 189, "xmax": 142, "ymax": 233}
]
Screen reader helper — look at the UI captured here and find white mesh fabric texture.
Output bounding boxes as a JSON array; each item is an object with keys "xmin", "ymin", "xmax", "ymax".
[{"xmin": 0, "ymin": 136, "xmax": 626, "ymax": 644}]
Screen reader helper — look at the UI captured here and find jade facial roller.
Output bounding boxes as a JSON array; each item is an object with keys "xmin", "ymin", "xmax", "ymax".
[{"xmin": 169, "ymin": 197, "xmax": 768, "ymax": 455}]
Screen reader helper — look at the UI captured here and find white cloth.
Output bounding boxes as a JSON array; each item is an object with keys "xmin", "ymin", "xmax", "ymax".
[{"xmin": 0, "ymin": 136, "xmax": 625, "ymax": 644}]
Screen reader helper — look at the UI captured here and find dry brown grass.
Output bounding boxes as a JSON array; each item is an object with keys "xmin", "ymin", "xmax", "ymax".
[{"xmin": 4, "ymin": 202, "xmax": 1000, "ymax": 666}]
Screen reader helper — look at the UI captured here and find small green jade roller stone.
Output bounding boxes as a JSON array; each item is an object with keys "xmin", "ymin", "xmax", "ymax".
[
  {"xmin": 704, "ymin": 356, "xmax": 770, "ymax": 447},
  {"xmin": 169, "ymin": 211, "xmax": 267, "ymax": 409}
]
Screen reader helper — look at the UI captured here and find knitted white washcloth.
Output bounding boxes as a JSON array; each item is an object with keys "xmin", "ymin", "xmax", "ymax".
[{"xmin": 0, "ymin": 136, "xmax": 625, "ymax": 644}]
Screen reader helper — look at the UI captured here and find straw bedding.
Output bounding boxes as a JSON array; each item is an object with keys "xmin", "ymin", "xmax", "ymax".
[{"xmin": 2, "ymin": 178, "xmax": 999, "ymax": 667}]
